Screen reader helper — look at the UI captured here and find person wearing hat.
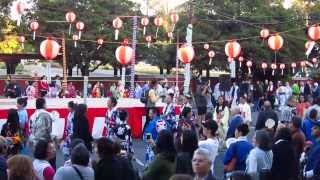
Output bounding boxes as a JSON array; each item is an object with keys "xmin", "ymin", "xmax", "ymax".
[{"xmin": 304, "ymin": 121, "xmax": 320, "ymax": 179}]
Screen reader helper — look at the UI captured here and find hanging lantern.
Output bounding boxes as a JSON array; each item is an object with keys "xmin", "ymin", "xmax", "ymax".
[
  {"xmin": 312, "ymin": 57, "xmax": 317, "ymax": 64},
  {"xmin": 115, "ymin": 43, "xmax": 133, "ymax": 86},
  {"xmin": 113, "ymin": 17, "xmax": 123, "ymax": 40},
  {"xmin": 260, "ymin": 28, "xmax": 270, "ymax": 39},
  {"xmin": 145, "ymin": 35, "xmax": 152, "ymax": 48},
  {"xmin": 154, "ymin": 16, "xmax": 163, "ymax": 39},
  {"xmin": 301, "ymin": 61, "xmax": 306, "ymax": 72},
  {"xmin": 30, "ymin": 21, "xmax": 39, "ymax": 40},
  {"xmin": 271, "ymin": 63, "xmax": 277, "ymax": 76},
  {"xmin": 16, "ymin": 1, "xmax": 25, "ymax": 26},
  {"xmin": 168, "ymin": 32, "xmax": 173, "ymax": 41},
  {"xmin": 246, "ymin": 60, "xmax": 253, "ymax": 74},
  {"xmin": 291, "ymin": 62, "xmax": 297, "ymax": 74},
  {"xmin": 18, "ymin": 36, "xmax": 25, "ymax": 49},
  {"xmin": 76, "ymin": 21, "xmax": 84, "ymax": 39},
  {"xmin": 65, "ymin": 11, "xmax": 76, "ymax": 35},
  {"xmin": 268, "ymin": 34, "xmax": 284, "ymax": 52},
  {"xmin": 72, "ymin": 34, "xmax": 79, "ymax": 48},
  {"xmin": 141, "ymin": 17, "xmax": 149, "ymax": 35},
  {"xmin": 204, "ymin": 43, "xmax": 210, "ymax": 50},
  {"xmin": 262, "ymin": 62, "xmax": 268, "ymax": 75},
  {"xmin": 115, "ymin": 45, "xmax": 133, "ymax": 65},
  {"xmin": 305, "ymin": 40, "xmax": 315, "ymax": 49},
  {"xmin": 308, "ymin": 24, "xmax": 320, "ymax": 41},
  {"xmin": 225, "ymin": 41, "xmax": 241, "ymax": 61},
  {"xmin": 178, "ymin": 44, "xmax": 195, "ymax": 64},
  {"xmin": 208, "ymin": 50, "xmax": 215, "ymax": 65},
  {"xmin": 280, "ymin": 63, "xmax": 285, "ymax": 75},
  {"xmin": 170, "ymin": 13, "xmax": 179, "ymax": 32},
  {"xmin": 238, "ymin": 56, "xmax": 244, "ymax": 67},
  {"xmin": 97, "ymin": 38, "xmax": 104, "ymax": 50},
  {"xmin": 40, "ymin": 38, "xmax": 60, "ymax": 60}
]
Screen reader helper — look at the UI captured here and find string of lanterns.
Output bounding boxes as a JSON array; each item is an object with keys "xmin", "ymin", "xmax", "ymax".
[{"xmin": 10, "ymin": 2, "xmax": 320, "ymax": 72}]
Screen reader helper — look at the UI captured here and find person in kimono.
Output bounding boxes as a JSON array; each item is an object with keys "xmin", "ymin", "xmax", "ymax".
[
  {"xmin": 229, "ymin": 81, "xmax": 239, "ymax": 108},
  {"xmin": 62, "ymin": 101, "xmax": 77, "ymax": 160},
  {"xmin": 213, "ymin": 96, "xmax": 230, "ymax": 141},
  {"xmin": 239, "ymin": 95, "xmax": 252, "ymax": 125},
  {"xmin": 105, "ymin": 97, "xmax": 119, "ymax": 137},
  {"xmin": 162, "ymin": 94, "xmax": 176, "ymax": 131}
]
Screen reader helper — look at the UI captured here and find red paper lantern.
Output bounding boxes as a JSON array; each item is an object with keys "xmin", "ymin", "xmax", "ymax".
[
  {"xmin": 208, "ymin": 50, "xmax": 215, "ymax": 65},
  {"xmin": 268, "ymin": 34, "xmax": 284, "ymax": 51},
  {"xmin": 18, "ymin": 36, "xmax": 25, "ymax": 43},
  {"xmin": 312, "ymin": 58, "xmax": 317, "ymax": 64},
  {"xmin": 97, "ymin": 38, "xmax": 104, "ymax": 45},
  {"xmin": 262, "ymin": 63, "xmax": 268, "ymax": 69},
  {"xmin": 16, "ymin": 2, "xmax": 25, "ymax": 14},
  {"xmin": 260, "ymin": 28, "xmax": 270, "ymax": 39},
  {"xmin": 72, "ymin": 34, "xmax": 79, "ymax": 47},
  {"xmin": 154, "ymin": 17, "xmax": 163, "ymax": 26},
  {"xmin": 115, "ymin": 45, "xmax": 133, "ymax": 65},
  {"xmin": 76, "ymin": 21, "xmax": 85, "ymax": 39},
  {"xmin": 18, "ymin": 36, "xmax": 25, "ymax": 49},
  {"xmin": 178, "ymin": 44, "xmax": 195, "ymax": 64},
  {"xmin": 40, "ymin": 39, "xmax": 60, "ymax": 60},
  {"xmin": 170, "ymin": 13, "xmax": 179, "ymax": 24},
  {"xmin": 291, "ymin": 62, "xmax": 297, "ymax": 74},
  {"xmin": 225, "ymin": 41, "xmax": 241, "ymax": 60},
  {"xmin": 308, "ymin": 24, "xmax": 320, "ymax": 41},
  {"xmin": 141, "ymin": 17, "xmax": 149, "ymax": 35},
  {"xmin": 146, "ymin": 35, "xmax": 152, "ymax": 48},
  {"xmin": 262, "ymin": 62, "xmax": 267, "ymax": 75},
  {"xmin": 65, "ymin": 11, "xmax": 76, "ymax": 23},
  {"xmin": 204, "ymin": 43, "xmax": 210, "ymax": 50},
  {"xmin": 16, "ymin": 1, "xmax": 25, "ymax": 26},
  {"xmin": 305, "ymin": 40, "xmax": 315, "ymax": 49},
  {"xmin": 113, "ymin": 17, "xmax": 123, "ymax": 40},
  {"xmin": 30, "ymin": 21, "xmax": 39, "ymax": 40}
]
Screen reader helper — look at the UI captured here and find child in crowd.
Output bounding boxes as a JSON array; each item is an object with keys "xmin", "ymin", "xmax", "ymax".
[{"xmin": 114, "ymin": 110, "xmax": 133, "ymax": 157}]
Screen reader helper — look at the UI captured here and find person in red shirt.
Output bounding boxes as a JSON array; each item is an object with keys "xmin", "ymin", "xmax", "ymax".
[
  {"xmin": 296, "ymin": 95, "xmax": 310, "ymax": 119},
  {"xmin": 39, "ymin": 76, "xmax": 49, "ymax": 97}
]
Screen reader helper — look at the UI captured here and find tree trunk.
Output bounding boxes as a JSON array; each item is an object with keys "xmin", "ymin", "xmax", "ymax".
[
  {"xmin": 166, "ymin": 67, "xmax": 171, "ymax": 75},
  {"xmin": 119, "ymin": 67, "xmax": 122, "ymax": 75},
  {"xmin": 160, "ymin": 67, "xmax": 164, "ymax": 75},
  {"xmin": 206, "ymin": 68, "xmax": 210, "ymax": 78},
  {"xmin": 68, "ymin": 65, "xmax": 73, "ymax": 76}
]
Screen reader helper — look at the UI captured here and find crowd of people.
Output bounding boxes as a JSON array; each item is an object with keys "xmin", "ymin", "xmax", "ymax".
[{"xmin": 1, "ymin": 78, "xmax": 320, "ymax": 180}]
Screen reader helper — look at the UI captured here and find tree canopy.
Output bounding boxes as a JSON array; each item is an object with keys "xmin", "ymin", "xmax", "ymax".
[{"xmin": 0, "ymin": 0, "xmax": 320, "ymax": 78}]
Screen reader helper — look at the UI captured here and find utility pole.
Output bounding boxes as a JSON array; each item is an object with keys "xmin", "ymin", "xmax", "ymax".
[{"xmin": 62, "ymin": 35, "xmax": 68, "ymax": 90}]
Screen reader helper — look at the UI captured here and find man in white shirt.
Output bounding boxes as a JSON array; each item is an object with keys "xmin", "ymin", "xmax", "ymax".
[{"xmin": 238, "ymin": 95, "xmax": 252, "ymax": 125}]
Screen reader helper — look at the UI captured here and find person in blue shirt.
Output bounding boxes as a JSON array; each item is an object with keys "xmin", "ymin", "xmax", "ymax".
[
  {"xmin": 224, "ymin": 123, "xmax": 253, "ymax": 174},
  {"xmin": 226, "ymin": 107, "xmax": 243, "ymax": 139},
  {"xmin": 302, "ymin": 108, "xmax": 318, "ymax": 144},
  {"xmin": 143, "ymin": 107, "xmax": 164, "ymax": 141},
  {"xmin": 305, "ymin": 121, "xmax": 320, "ymax": 178}
]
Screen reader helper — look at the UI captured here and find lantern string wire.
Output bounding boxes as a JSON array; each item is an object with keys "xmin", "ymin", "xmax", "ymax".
[{"xmin": 7, "ymin": 26, "xmax": 305, "ymax": 46}]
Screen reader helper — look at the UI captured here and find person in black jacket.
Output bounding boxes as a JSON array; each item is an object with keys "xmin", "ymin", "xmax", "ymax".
[
  {"xmin": 94, "ymin": 137, "xmax": 135, "ymax": 180},
  {"xmin": 255, "ymin": 101, "xmax": 278, "ymax": 131},
  {"xmin": 72, "ymin": 104, "xmax": 92, "ymax": 152},
  {"xmin": 175, "ymin": 129, "xmax": 198, "ymax": 175},
  {"xmin": 271, "ymin": 127, "xmax": 299, "ymax": 180}
]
